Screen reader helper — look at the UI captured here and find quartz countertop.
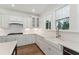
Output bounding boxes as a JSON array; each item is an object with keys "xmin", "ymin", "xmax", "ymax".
[
  {"xmin": 36, "ymin": 34, "xmax": 79, "ymax": 53},
  {"xmin": 45, "ymin": 37, "xmax": 79, "ymax": 53},
  {"xmin": 0, "ymin": 41, "xmax": 17, "ymax": 55}
]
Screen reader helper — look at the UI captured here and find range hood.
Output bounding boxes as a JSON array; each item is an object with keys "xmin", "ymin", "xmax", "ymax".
[{"xmin": 8, "ymin": 23, "xmax": 23, "ymax": 35}]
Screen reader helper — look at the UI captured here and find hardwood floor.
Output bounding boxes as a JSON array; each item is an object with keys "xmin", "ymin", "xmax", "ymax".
[{"xmin": 17, "ymin": 43, "xmax": 45, "ymax": 55}]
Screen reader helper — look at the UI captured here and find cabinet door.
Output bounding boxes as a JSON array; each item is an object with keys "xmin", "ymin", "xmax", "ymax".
[
  {"xmin": 23, "ymin": 17, "xmax": 29, "ymax": 28},
  {"xmin": 36, "ymin": 37, "xmax": 63, "ymax": 55},
  {"xmin": 37, "ymin": 39, "xmax": 52, "ymax": 55},
  {"xmin": 42, "ymin": 43, "xmax": 51, "ymax": 55},
  {"xmin": 36, "ymin": 18, "xmax": 39, "ymax": 28},
  {"xmin": 24, "ymin": 17, "xmax": 32, "ymax": 28},
  {"xmin": 32, "ymin": 17, "xmax": 36, "ymax": 28},
  {"xmin": 32, "ymin": 17, "xmax": 39, "ymax": 28},
  {"xmin": 49, "ymin": 45, "xmax": 63, "ymax": 55},
  {"xmin": 0, "ymin": 15, "xmax": 2, "ymax": 27},
  {"xmin": 1, "ymin": 15, "xmax": 8, "ymax": 28}
]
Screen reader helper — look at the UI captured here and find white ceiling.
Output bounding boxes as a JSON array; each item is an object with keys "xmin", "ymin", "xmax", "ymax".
[{"xmin": 0, "ymin": 4, "xmax": 63, "ymax": 16}]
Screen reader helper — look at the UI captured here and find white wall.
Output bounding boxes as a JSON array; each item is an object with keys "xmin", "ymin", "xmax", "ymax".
[
  {"xmin": 40, "ymin": 11, "xmax": 55, "ymax": 29},
  {"xmin": 69, "ymin": 5, "xmax": 78, "ymax": 31},
  {"xmin": 0, "ymin": 8, "xmax": 35, "ymax": 17},
  {"xmin": 0, "ymin": 4, "xmax": 79, "ymax": 45},
  {"xmin": 39, "ymin": 4, "xmax": 79, "ymax": 43},
  {"xmin": 40, "ymin": 5, "xmax": 66, "ymax": 30},
  {"xmin": 56, "ymin": 4, "xmax": 79, "ymax": 43},
  {"xmin": 60, "ymin": 31, "xmax": 79, "ymax": 43},
  {"xmin": 0, "ymin": 8, "xmax": 39, "ymax": 36}
]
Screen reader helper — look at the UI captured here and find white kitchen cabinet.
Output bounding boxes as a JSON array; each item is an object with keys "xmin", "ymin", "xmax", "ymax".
[
  {"xmin": 23, "ymin": 17, "xmax": 33, "ymax": 28},
  {"xmin": 48, "ymin": 44, "xmax": 63, "ymax": 55},
  {"xmin": 23, "ymin": 17, "xmax": 29, "ymax": 28},
  {"xmin": 36, "ymin": 18, "xmax": 39, "ymax": 28},
  {"xmin": 32, "ymin": 17, "xmax": 35, "ymax": 28},
  {"xmin": 35, "ymin": 17, "xmax": 39, "ymax": 28},
  {"xmin": 23, "ymin": 16, "xmax": 39, "ymax": 28},
  {"xmin": 2, "ymin": 15, "xmax": 9, "ymax": 28},
  {"xmin": 32, "ymin": 17, "xmax": 39, "ymax": 28},
  {"xmin": 36, "ymin": 37, "xmax": 63, "ymax": 55},
  {"xmin": 16, "ymin": 35, "xmax": 35, "ymax": 46},
  {"xmin": 0, "ymin": 14, "xmax": 9, "ymax": 28},
  {"xmin": 44, "ymin": 40, "xmax": 63, "ymax": 55}
]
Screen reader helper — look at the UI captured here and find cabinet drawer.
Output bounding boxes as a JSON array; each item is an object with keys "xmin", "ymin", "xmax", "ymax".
[
  {"xmin": 50, "ymin": 46, "xmax": 63, "ymax": 55},
  {"xmin": 42, "ymin": 39, "xmax": 62, "ymax": 51},
  {"xmin": 36, "ymin": 38, "xmax": 63, "ymax": 55}
]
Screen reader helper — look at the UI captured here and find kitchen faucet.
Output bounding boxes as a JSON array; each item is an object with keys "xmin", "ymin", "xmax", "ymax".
[{"xmin": 56, "ymin": 23, "xmax": 61, "ymax": 38}]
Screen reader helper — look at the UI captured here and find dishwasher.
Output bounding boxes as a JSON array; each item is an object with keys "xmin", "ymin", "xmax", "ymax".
[{"xmin": 63, "ymin": 46, "xmax": 79, "ymax": 55}]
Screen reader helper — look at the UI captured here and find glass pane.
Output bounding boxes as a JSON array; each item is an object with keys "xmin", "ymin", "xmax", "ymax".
[{"xmin": 56, "ymin": 17, "xmax": 69, "ymax": 30}]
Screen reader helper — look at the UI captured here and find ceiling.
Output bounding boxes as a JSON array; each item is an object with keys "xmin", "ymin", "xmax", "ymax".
[{"xmin": 0, "ymin": 4, "xmax": 63, "ymax": 16}]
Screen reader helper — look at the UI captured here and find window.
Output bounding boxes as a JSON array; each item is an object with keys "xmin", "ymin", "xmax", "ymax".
[
  {"xmin": 56, "ymin": 17, "xmax": 69, "ymax": 30},
  {"xmin": 46, "ymin": 20, "xmax": 51, "ymax": 29},
  {"xmin": 55, "ymin": 5, "xmax": 70, "ymax": 30}
]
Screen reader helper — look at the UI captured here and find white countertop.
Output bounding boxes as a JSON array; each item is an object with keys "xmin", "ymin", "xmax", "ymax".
[
  {"xmin": 37, "ymin": 34, "xmax": 79, "ymax": 53},
  {"xmin": 58, "ymin": 39, "xmax": 79, "ymax": 53},
  {"xmin": 45, "ymin": 37, "xmax": 79, "ymax": 53},
  {"xmin": 0, "ymin": 41, "xmax": 17, "ymax": 55}
]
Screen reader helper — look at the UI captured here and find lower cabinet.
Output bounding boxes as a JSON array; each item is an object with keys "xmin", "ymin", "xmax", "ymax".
[
  {"xmin": 0, "ymin": 34, "xmax": 63, "ymax": 55},
  {"xmin": 16, "ymin": 35, "xmax": 35, "ymax": 46},
  {"xmin": 36, "ymin": 38, "xmax": 63, "ymax": 55},
  {"xmin": 0, "ymin": 35, "xmax": 35, "ymax": 47}
]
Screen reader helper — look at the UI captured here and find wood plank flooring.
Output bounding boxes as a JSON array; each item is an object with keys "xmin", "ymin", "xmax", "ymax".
[{"xmin": 17, "ymin": 43, "xmax": 45, "ymax": 55}]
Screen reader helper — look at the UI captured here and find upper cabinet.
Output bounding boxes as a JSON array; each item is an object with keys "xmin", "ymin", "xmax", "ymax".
[
  {"xmin": 0, "ymin": 14, "xmax": 9, "ymax": 28},
  {"xmin": 23, "ymin": 17, "xmax": 29, "ymax": 28},
  {"xmin": 32, "ymin": 16, "xmax": 39, "ymax": 28},
  {"xmin": 23, "ymin": 16, "xmax": 39, "ymax": 28}
]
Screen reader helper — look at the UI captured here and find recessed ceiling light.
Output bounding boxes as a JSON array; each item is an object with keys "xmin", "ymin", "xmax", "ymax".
[
  {"xmin": 11, "ymin": 4, "xmax": 15, "ymax": 7},
  {"xmin": 32, "ymin": 9, "xmax": 35, "ymax": 12}
]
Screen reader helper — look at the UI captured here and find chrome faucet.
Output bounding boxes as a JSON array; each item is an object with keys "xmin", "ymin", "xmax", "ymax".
[{"xmin": 56, "ymin": 26, "xmax": 61, "ymax": 38}]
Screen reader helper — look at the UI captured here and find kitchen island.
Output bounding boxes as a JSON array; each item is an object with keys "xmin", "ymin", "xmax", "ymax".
[{"xmin": 0, "ymin": 41, "xmax": 17, "ymax": 55}]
